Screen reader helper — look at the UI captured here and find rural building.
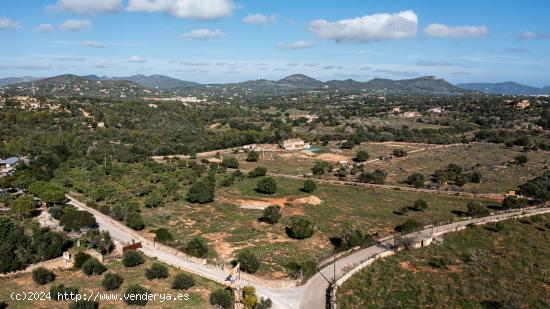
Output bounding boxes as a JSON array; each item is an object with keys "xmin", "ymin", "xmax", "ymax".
[
  {"xmin": 402, "ymin": 111, "xmax": 421, "ymax": 118},
  {"xmin": 0, "ymin": 157, "xmax": 20, "ymax": 176},
  {"xmin": 516, "ymin": 100, "xmax": 530, "ymax": 109},
  {"xmin": 282, "ymin": 138, "xmax": 311, "ymax": 151}
]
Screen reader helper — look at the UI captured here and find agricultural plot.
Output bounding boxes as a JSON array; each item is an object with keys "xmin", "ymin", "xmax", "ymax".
[{"xmin": 337, "ymin": 214, "xmax": 550, "ymax": 308}]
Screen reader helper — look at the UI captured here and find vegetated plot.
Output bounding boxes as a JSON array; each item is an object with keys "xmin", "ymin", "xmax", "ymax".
[
  {"xmin": 360, "ymin": 117, "xmax": 449, "ymax": 130},
  {"xmin": 238, "ymin": 151, "xmax": 316, "ymax": 175},
  {"xmin": 364, "ymin": 142, "xmax": 549, "ymax": 193},
  {"xmin": 337, "ymin": 214, "xmax": 550, "ymax": 309},
  {"xmin": 0, "ymin": 257, "xmax": 221, "ymax": 309}
]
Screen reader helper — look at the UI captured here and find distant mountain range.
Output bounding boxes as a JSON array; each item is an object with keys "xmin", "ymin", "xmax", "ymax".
[
  {"xmin": 2, "ymin": 73, "xmax": 548, "ymax": 96},
  {"xmin": 457, "ymin": 82, "xmax": 550, "ymax": 95}
]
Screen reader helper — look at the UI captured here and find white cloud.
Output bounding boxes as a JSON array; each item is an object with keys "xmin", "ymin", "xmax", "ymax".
[
  {"xmin": 36, "ymin": 23, "xmax": 54, "ymax": 32},
  {"xmin": 516, "ymin": 31, "xmax": 550, "ymax": 40},
  {"xmin": 242, "ymin": 13, "xmax": 277, "ymax": 25},
  {"xmin": 424, "ymin": 24, "xmax": 488, "ymax": 38},
  {"xmin": 0, "ymin": 17, "xmax": 20, "ymax": 30},
  {"xmin": 276, "ymin": 41, "xmax": 315, "ymax": 50},
  {"xmin": 50, "ymin": 0, "xmax": 122, "ymax": 15},
  {"xmin": 415, "ymin": 60, "xmax": 452, "ymax": 66},
  {"xmin": 309, "ymin": 10, "xmax": 418, "ymax": 43},
  {"xmin": 60, "ymin": 19, "xmax": 92, "ymax": 31},
  {"xmin": 127, "ymin": 0, "xmax": 234, "ymax": 20},
  {"xmin": 180, "ymin": 28, "xmax": 225, "ymax": 39},
  {"xmin": 129, "ymin": 55, "xmax": 146, "ymax": 63},
  {"xmin": 80, "ymin": 41, "xmax": 107, "ymax": 48}
]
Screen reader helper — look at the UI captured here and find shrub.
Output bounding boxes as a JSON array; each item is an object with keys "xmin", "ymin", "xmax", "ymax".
[
  {"xmin": 396, "ymin": 219, "xmax": 423, "ymax": 233},
  {"xmin": 81, "ymin": 258, "xmax": 106, "ymax": 276},
  {"xmin": 172, "ymin": 273, "xmax": 195, "ymax": 290},
  {"xmin": 124, "ymin": 284, "xmax": 150, "ymax": 306},
  {"xmin": 413, "ymin": 199, "xmax": 428, "ymax": 211},
  {"xmin": 256, "ymin": 177, "xmax": 277, "ymax": 194},
  {"xmin": 184, "ymin": 237, "xmax": 208, "ymax": 258},
  {"xmin": 514, "ymin": 154, "xmax": 528, "ymax": 165},
  {"xmin": 122, "ymin": 250, "xmax": 144, "ymax": 267},
  {"xmin": 354, "ymin": 150, "xmax": 370, "ymax": 162},
  {"xmin": 221, "ymin": 157, "xmax": 240, "ymax": 169},
  {"xmin": 69, "ymin": 300, "xmax": 99, "ymax": 309},
  {"xmin": 406, "ymin": 173, "xmax": 425, "ymax": 188},
  {"xmin": 186, "ymin": 179, "xmax": 215, "ymax": 203},
  {"xmin": 248, "ymin": 166, "xmax": 267, "ymax": 178},
  {"xmin": 392, "ymin": 149, "xmax": 408, "ymax": 157},
  {"xmin": 467, "ymin": 201, "xmax": 490, "ymax": 217},
  {"xmin": 340, "ymin": 140, "xmax": 355, "ymax": 149},
  {"xmin": 502, "ymin": 196, "xmax": 528, "ymax": 209},
  {"xmin": 32, "ymin": 267, "xmax": 55, "ymax": 285},
  {"xmin": 102, "ymin": 272, "xmax": 123, "ymax": 291},
  {"xmin": 302, "ymin": 179, "xmax": 317, "ymax": 193},
  {"xmin": 48, "ymin": 205, "xmax": 65, "ymax": 220},
  {"xmin": 144, "ymin": 192, "xmax": 163, "ymax": 208},
  {"xmin": 12, "ymin": 195, "xmax": 35, "ymax": 218},
  {"xmin": 74, "ymin": 251, "xmax": 92, "ymax": 268},
  {"xmin": 242, "ymin": 285, "xmax": 258, "ymax": 308},
  {"xmin": 155, "ymin": 228, "xmax": 173, "ymax": 243},
  {"xmin": 237, "ymin": 250, "xmax": 260, "ymax": 274},
  {"xmin": 286, "ymin": 260, "xmax": 317, "ymax": 280},
  {"xmin": 357, "ymin": 170, "xmax": 387, "ymax": 184},
  {"xmin": 261, "ymin": 205, "xmax": 281, "ymax": 224},
  {"xmin": 50, "ymin": 284, "xmax": 78, "ymax": 301},
  {"xmin": 287, "ymin": 217, "xmax": 315, "ymax": 239},
  {"xmin": 81, "ymin": 230, "xmax": 114, "ymax": 254},
  {"xmin": 60, "ymin": 210, "xmax": 96, "ymax": 232},
  {"xmin": 246, "ymin": 151, "xmax": 260, "ymax": 162},
  {"xmin": 145, "ymin": 262, "xmax": 169, "ymax": 280},
  {"xmin": 125, "ymin": 212, "xmax": 145, "ymax": 230},
  {"xmin": 469, "ymin": 171, "xmax": 482, "ymax": 183},
  {"xmin": 333, "ymin": 229, "xmax": 375, "ymax": 252},
  {"xmin": 311, "ymin": 161, "xmax": 333, "ymax": 175},
  {"xmin": 254, "ymin": 298, "xmax": 273, "ymax": 309},
  {"xmin": 210, "ymin": 288, "xmax": 234, "ymax": 309}
]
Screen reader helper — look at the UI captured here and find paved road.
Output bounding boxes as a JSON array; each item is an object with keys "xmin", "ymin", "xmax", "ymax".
[{"xmin": 67, "ymin": 194, "xmax": 549, "ymax": 309}]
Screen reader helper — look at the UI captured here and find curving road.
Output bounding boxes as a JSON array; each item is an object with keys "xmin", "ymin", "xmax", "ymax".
[{"xmin": 67, "ymin": 194, "xmax": 549, "ymax": 309}]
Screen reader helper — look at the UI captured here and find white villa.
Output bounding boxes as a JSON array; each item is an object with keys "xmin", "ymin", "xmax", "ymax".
[{"xmin": 282, "ymin": 138, "xmax": 311, "ymax": 151}]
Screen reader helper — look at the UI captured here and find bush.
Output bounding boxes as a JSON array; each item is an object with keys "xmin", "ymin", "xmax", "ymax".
[
  {"xmin": 155, "ymin": 228, "xmax": 173, "ymax": 243},
  {"xmin": 184, "ymin": 237, "xmax": 208, "ymax": 258},
  {"xmin": 12, "ymin": 195, "xmax": 36, "ymax": 218},
  {"xmin": 246, "ymin": 151, "xmax": 260, "ymax": 162},
  {"xmin": 467, "ymin": 201, "xmax": 490, "ymax": 217},
  {"xmin": 248, "ymin": 166, "xmax": 267, "ymax": 178},
  {"xmin": 311, "ymin": 161, "xmax": 333, "ymax": 175},
  {"xmin": 469, "ymin": 171, "xmax": 482, "ymax": 183},
  {"xmin": 124, "ymin": 284, "xmax": 150, "ymax": 306},
  {"xmin": 81, "ymin": 230, "xmax": 114, "ymax": 254},
  {"xmin": 396, "ymin": 219, "xmax": 423, "ymax": 233},
  {"xmin": 172, "ymin": 272, "xmax": 195, "ymax": 290},
  {"xmin": 354, "ymin": 150, "xmax": 370, "ymax": 162},
  {"xmin": 286, "ymin": 260, "xmax": 317, "ymax": 280},
  {"xmin": 302, "ymin": 179, "xmax": 317, "ymax": 193},
  {"xmin": 60, "ymin": 210, "xmax": 96, "ymax": 232},
  {"xmin": 122, "ymin": 250, "xmax": 144, "ymax": 267},
  {"xmin": 502, "ymin": 195, "xmax": 528, "ymax": 209},
  {"xmin": 406, "ymin": 173, "xmax": 425, "ymax": 188},
  {"xmin": 145, "ymin": 262, "xmax": 169, "ymax": 280},
  {"xmin": 254, "ymin": 297, "xmax": 273, "ymax": 309},
  {"xmin": 242, "ymin": 285, "xmax": 258, "ymax": 308},
  {"xmin": 186, "ymin": 179, "xmax": 215, "ymax": 203},
  {"xmin": 102, "ymin": 272, "xmax": 123, "ymax": 291},
  {"xmin": 287, "ymin": 217, "xmax": 315, "ymax": 239},
  {"xmin": 357, "ymin": 170, "xmax": 387, "ymax": 184},
  {"xmin": 514, "ymin": 154, "xmax": 528, "ymax": 165},
  {"xmin": 48, "ymin": 205, "xmax": 65, "ymax": 220},
  {"xmin": 81, "ymin": 258, "xmax": 106, "ymax": 276},
  {"xmin": 210, "ymin": 288, "xmax": 234, "ymax": 309},
  {"xmin": 261, "ymin": 205, "xmax": 281, "ymax": 224},
  {"xmin": 392, "ymin": 149, "xmax": 408, "ymax": 157},
  {"xmin": 74, "ymin": 251, "xmax": 92, "ymax": 268},
  {"xmin": 333, "ymin": 229, "xmax": 375, "ymax": 252},
  {"xmin": 125, "ymin": 212, "xmax": 145, "ymax": 230},
  {"xmin": 32, "ymin": 267, "xmax": 55, "ymax": 285},
  {"xmin": 50, "ymin": 284, "xmax": 78, "ymax": 301},
  {"xmin": 413, "ymin": 199, "xmax": 428, "ymax": 211},
  {"xmin": 237, "ymin": 250, "xmax": 260, "ymax": 274},
  {"xmin": 69, "ymin": 300, "xmax": 99, "ymax": 309},
  {"xmin": 221, "ymin": 157, "xmax": 240, "ymax": 169},
  {"xmin": 256, "ymin": 177, "xmax": 277, "ymax": 194},
  {"xmin": 144, "ymin": 192, "xmax": 163, "ymax": 208}
]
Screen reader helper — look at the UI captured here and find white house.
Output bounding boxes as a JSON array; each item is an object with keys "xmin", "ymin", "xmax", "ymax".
[{"xmin": 282, "ymin": 138, "xmax": 311, "ymax": 151}]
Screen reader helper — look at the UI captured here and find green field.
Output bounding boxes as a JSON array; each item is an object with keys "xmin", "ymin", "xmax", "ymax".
[
  {"xmin": 337, "ymin": 214, "xmax": 550, "ymax": 308},
  {"xmin": 0, "ymin": 257, "xmax": 221, "ymax": 309}
]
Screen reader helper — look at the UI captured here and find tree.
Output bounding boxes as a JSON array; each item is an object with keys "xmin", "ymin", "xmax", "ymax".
[
  {"xmin": 155, "ymin": 228, "xmax": 173, "ymax": 243},
  {"xmin": 184, "ymin": 237, "xmax": 208, "ymax": 258},
  {"xmin": 12, "ymin": 195, "xmax": 36, "ymax": 218},
  {"xmin": 74, "ymin": 251, "xmax": 92, "ymax": 268},
  {"xmin": 357, "ymin": 170, "xmax": 387, "ymax": 184},
  {"xmin": 172, "ymin": 273, "xmax": 195, "ymax": 290},
  {"xmin": 186, "ymin": 179, "xmax": 215, "ymax": 203},
  {"xmin": 125, "ymin": 212, "xmax": 145, "ymax": 230},
  {"xmin": 502, "ymin": 196, "xmax": 528, "ymax": 210},
  {"xmin": 32, "ymin": 267, "xmax": 55, "ymax": 285},
  {"xmin": 333, "ymin": 229, "xmax": 375, "ymax": 252},
  {"xmin": 102, "ymin": 272, "xmax": 123, "ymax": 291},
  {"xmin": 210, "ymin": 288, "xmax": 234, "ymax": 309},
  {"xmin": 514, "ymin": 154, "xmax": 528, "ymax": 165},
  {"xmin": 145, "ymin": 262, "xmax": 169, "ymax": 279},
  {"xmin": 396, "ymin": 219, "xmax": 423, "ymax": 233},
  {"xmin": 469, "ymin": 171, "xmax": 482, "ymax": 183},
  {"xmin": 256, "ymin": 177, "xmax": 277, "ymax": 194},
  {"xmin": 254, "ymin": 298, "xmax": 273, "ymax": 309},
  {"xmin": 287, "ymin": 217, "xmax": 315, "ymax": 239},
  {"xmin": 81, "ymin": 230, "xmax": 114, "ymax": 255},
  {"xmin": 467, "ymin": 201, "xmax": 489, "ymax": 217},
  {"xmin": 237, "ymin": 250, "xmax": 260, "ymax": 274},
  {"xmin": 392, "ymin": 149, "xmax": 408, "ymax": 157},
  {"xmin": 124, "ymin": 284, "xmax": 149, "ymax": 306},
  {"xmin": 59, "ymin": 210, "xmax": 96, "ymax": 232},
  {"xmin": 82, "ymin": 258, "xmax": 106, "ymax": 276},
  {"xmin": 261, "ymin": 205, "xmax": 281, "ymax": 224},
  {"xmin": 246, "ymin": 151, "xmax": 260, "ymax": 162},
  {"xmin": 221, "ymin": 157, "xmax": 239, "ymax": 169},
  {"xmin": 69, "ymin": 300, "xmax": 98, "ymax": 309},
  {"xmin": 248, "ymin": 166, "xmax": 267, "ymax": 178},
  {"xmin": 302, "ymin": 179, "xmax": 317, "ymax": 193},
  {"xmin": 122, "ymin": 250, "xmax": 144, "ymax": 267},
  {"xmin": 0, "ymin": 217, "xmax": 31, "ymax": 273},
  {"xmin": 406, "ymin": 173, "xmax": 425, "ymax": 188},
  {"xmin": 413, "ymin": 199, "xmax": 428, "ymax": 211},
  {"xmin": 312, "ymin": 161, "xmax": 333, "ymax": 175},
  {"xmin": 242, "ymin": 285, "xmax": 258, "ymax": 308},
  {"xmin": 354, "ymin": 150, "xmax": 370, "ymax": 162},
  {"xmin": 144, "ymin": 191, "xmax": 163, "ymax": 208}
]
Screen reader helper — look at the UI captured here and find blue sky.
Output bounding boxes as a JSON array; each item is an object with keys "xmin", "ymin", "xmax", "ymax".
[{"xmin": 0, "ymin": 0, "xmax": 549, "ymax": 85}]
